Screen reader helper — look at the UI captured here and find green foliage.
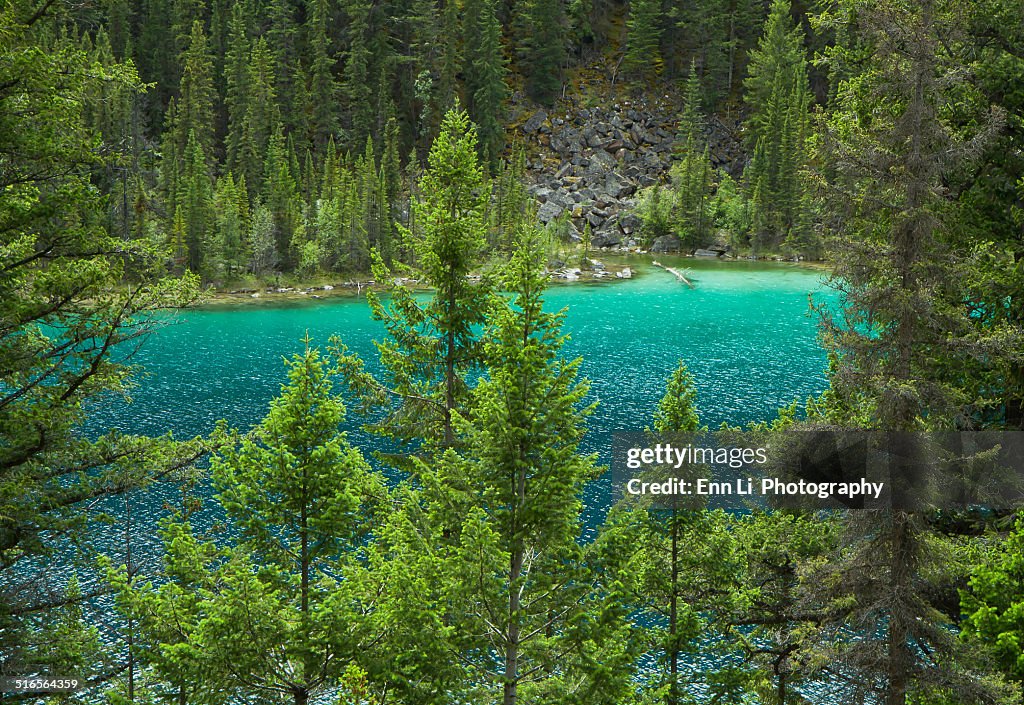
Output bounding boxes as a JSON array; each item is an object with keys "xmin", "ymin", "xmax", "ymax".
[
  {"xmin": 712, "ymin": 171, "xmax": 752, "ymax": 248},
  {"xmin": 800, "ymin": 0, "xmax": 1024, "ymax": 702},
  {"xmin": 963, "ymin": 520, "xmax": 1024, "ymax": 684},
  {"xmin": 596, "ymin": 363, "xmax": 741, "ymax": 705},
  {"xmin": 652, "ymin": 362, "xmax": 703, "ymax": 435},
  {"xmin": 113, "ymin": 341, "xmax": 389, "ymax": 704},
  {"xmin": 345, "ymin": 108, "xmax": 492, "ymax": 448},
  {"xmin": 0, "ymin": 0, "xmax": 201, "ymax": 683},
  {"xmin": 742, "ymin": 0, "xmax": 812, "ymax": 251},
  {"xmin": 518, "ymin": 0, "xmax": 566, "ymax": 104},
  {"xmin": 727, "ymin": 511, "xmax": 838, "ymax": 704},
  {"xmin": 624, "ymin": 0, "xmax": 663, "ymax": 82},
  {"xmin": 632, "ymin": 68, "xmax": 716, "ymax": 251},
  {"xmin": 465, "ymin": 0, "xmax": 509, "ymax": 172},
  {"xmin": 437, "ymin": 228, "xmax": 627, "ymax": 703},
  {"xmin": 635, "ymin": 186, "xmax": 674, "ymax": 244}
]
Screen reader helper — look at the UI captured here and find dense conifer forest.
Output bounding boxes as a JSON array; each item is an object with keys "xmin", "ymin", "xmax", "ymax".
[{"xmin": 3, "ymin": 0, "xmax": 1024, "ymax": 702}]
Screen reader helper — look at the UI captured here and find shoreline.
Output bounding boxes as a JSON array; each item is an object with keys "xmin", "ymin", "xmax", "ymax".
[{"xmin": 190, "ymin": 252, "xmax": 831, "ymax": 309}]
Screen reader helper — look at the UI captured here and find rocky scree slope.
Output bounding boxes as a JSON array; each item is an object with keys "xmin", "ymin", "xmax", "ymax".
[{"xmin": 515, "ymin": 97, "xmax": 745, "ymax": 251}]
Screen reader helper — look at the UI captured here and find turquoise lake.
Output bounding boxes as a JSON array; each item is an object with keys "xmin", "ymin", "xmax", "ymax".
[{"xmin": 87, "ymin": 256, "xmax": 834, "ymax": 538}]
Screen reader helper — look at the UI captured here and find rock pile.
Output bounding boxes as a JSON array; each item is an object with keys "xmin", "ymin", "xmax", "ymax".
[{"xmin": 516, "ymin": 99, "xmax": 744, "ymax": 250}]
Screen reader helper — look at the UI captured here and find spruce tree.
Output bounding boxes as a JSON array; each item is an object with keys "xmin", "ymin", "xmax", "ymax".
[
  {"xmin": 671, "ymin": 67, "xmax": 715, "ymax": 249},
  {"xmin": 177, "ymin": 130, "xmax": 215, "ymax": 274},
  {"xmin": 596, "ymin": 363, "xmax": 739, "ymax": 705},
  {"xmin": 343, "ymin": 0, "xmax": 375, "ymax": 151},
  {"xmin": 237, "ymin": 38, "xmax": 281, "ymax": 197},
  {"xmin": 624, "ymin": 0, "xmax": 663, "ymax": 82},
  {"xmin": 341, "ymin": 108, "xmax": 491, "ymax": 450},
  {"xmin": 213, "ymin": 172, "xmax": 249, "ymax": 277},
  {"xmin": 224, "ymin": 0, "xmax": 252, "ymax": 175},
  {"xmin": 174, "ymin": 20, "xmax": 216, "ymax": 167},
  {"xmin": 438, "ymin": 228, "xmax": 628, "ymax": 705},
  {"xmin": 307, "ymin": 0, "xmax": 339, "ymax": 149},
  {"xmin": 465, "ymin": 0, "xmax": 508, "ymax": 172},
  {"xmin": 262, "ymin": 126, "xmax": 302, "ymax": 267},
  {"xmin": 519, "ymin": 0, "xmax": 566, "ymax": 105},
  {"xmin": 114, "ymin": 342, "xmax": 389, "ymax": 705},
  {"xmin": 803, "ymin": 1, "xmax": 1018, "ymax": 702},
  {"xmin": 1, "ymin": 7, "xmax": 199, "ymax": 681},
  {"xmin": 742, "ymin": 0, "xmax": 811, "ymax": 249}
]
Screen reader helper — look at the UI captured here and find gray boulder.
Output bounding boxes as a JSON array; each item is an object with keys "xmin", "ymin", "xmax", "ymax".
[
  {"xmin": 592, "ymin": 216, "xmax": 622, "ymax": 247},
  {"xmin": 619, "ymin": 212, "xmax": 642, "ymax": 235},
  {"xmin": 537, "ymin": 201, "xmax": 563, "ymax": 224},
  {"xmin": 522, "ymin": 109, "xmax": 547, "ymax": 134},
  {"xmin": 587, "ymin": 150, "xmax": 617, "ymax": 173},
  {"xmin": 604, "ymin": 172, "xmax": 635, "ymax": 199},
  {"xmin": 651, "ymin": 235, "xmax": 682, "ymax": 253}
]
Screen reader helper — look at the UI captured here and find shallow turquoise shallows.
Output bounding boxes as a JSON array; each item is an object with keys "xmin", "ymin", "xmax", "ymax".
[{"xmin": 86, "ymin": 257, "xmax": 833, "ymax": 533}]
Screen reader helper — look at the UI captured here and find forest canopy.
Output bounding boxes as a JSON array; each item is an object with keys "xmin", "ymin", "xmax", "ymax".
[{"xmin": 1, "ymin": 0, "xmax": 1023, "ymax": 703}]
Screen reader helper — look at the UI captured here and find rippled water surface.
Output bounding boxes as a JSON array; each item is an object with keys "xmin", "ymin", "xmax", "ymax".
[
  {"xmin": 75, "ymin": 257, "xmax": 837, "ymax": 698},
  {"xmin": 96, "ymin": 258, "xmax": 830, "ymax": 435},
  {"xmin": 87, "ymin": 257, "xmax": 833, "ymax": 529}
]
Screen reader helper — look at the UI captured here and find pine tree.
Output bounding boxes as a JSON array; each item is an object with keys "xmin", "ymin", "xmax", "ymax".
[
  {"xmin": 115, "ymin": 342, "xmax": 389, "ymax": 705},
  {"xmin": 213, "ymin": 172, "xmax": 249, "ymax": 277},
  {"xmin": 263, "ymin": 0, "xmax": 301, "ymax": 137},
  {"xmin": 177, "ymin": 130, "xmax": 215, "ymax": 274},
  {"xmin": 341, "ymin": 109, "xmax": 491, "ymax": 450},
  {"xmin": 224, "ymin": 0, "xmax": 253, "ymax": 175},
  {"xmin": 307, "ymin": 0, "xmax": 339, "ymax": 149},
  {"xmin": 596, "ymin": 363, "xmax": 740, "ymax": 705},
  {"xmin": 742, "ymin": 0, "xmax": 811, "ymax": 249},
  {"xmin": 343, "ymin": 0, "xmax": 375, "ymax": 151},
  {"xmin": 491, "ymin": 145, "xmax": 532, "ymax": 253},
  {"xmin": 624, "ymin": 0, "xmax": 663, "ymax": 82},
  {"xmin": 175, "ymin": 21, "xmax": 216, "ymax": 169},
  {"xmin": 464, "ymin": 0, "xmax": 508, "ymax": 172},
  {"xmin": 236, "ymin": 38, "xmax": 281, "ymax": 196},
  {"xmin": 380, "ymin": 116, "xmax": 403, "ymax": 264},
  {"xmin": 438, "ymin": 228, "xmax": 628, "ymax": 705},
  {"xmin": 671, "ymin": 67, "xmax": 715, "ymax": 249},
  {"xmin": 803, "ymin": 1, "xmax": 1018, "ymax": 703},
  {"xmin": 263, "ymin": 126, "xmax": 302, "ymax": 268},
  {"xmin": 519, "ymin": 0, "xmax": 566, "ymax": 105}
]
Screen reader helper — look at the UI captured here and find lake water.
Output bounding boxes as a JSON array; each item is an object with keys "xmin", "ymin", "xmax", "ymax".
[
  {"xmin": 73, "ymin": 256, "xmax": 837, "ymax": 699},
  {"xmin": 86, "ymin": 256, "xmax": 833, "ymax": 538}
]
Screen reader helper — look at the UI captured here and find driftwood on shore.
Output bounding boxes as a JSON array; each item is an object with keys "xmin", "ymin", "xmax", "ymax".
[{"xmin": 652, "ymin": 261, "xmax": 695, "ymax": 288}]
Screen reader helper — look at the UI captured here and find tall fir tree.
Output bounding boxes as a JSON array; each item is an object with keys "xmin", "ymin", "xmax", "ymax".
[
  {"xmin": 802, "ymin": 0, "xmax": 1020, "ymax": 703},
  {"xmin": 339, "ymin": 109, "xmax": 491, "ymax": 450},
  {"xmin": 596, "ymin": 363, "xmax": 740, "ymax": 705},
  {"xmin": 742, "ymin": 0, "xmax": 811, "ymax": 249},
  {"xmin": 237, "ymin": 38, "xmax": 281, "ymax": 197},
  {"xmin": 464, "ymin": 0, "xmax": 508, "ymax": 172},
  {"xmin": 343, "ymin": 0, "xmax": 375, "ymax": 151},
  {"xmin": 624, "ymin": 0, "xmax": 663, "ymax": 82},
  {"xmin": 177, "ymin": 130, "xmax": 215, "ymax": 274},
  {"xmin": 175, "ymin": 21, "xmax": 216, "ymax": 168},
  {"xmin": 519, "ymin": 0, "xmax": 566, "ymax": 105},
  {"xmin": 114, "ymin": 342, "xmax": 389, "ymax": 705},
  {"xmin": 437, "ymin": 228, "xmax": 630, "ymax": 705},
  {"xmin": 307, "ymin": 0, "xmax": 339, "ymax": 149},
  {"xmin": 671, "ymin": 66, "xmax": 714, "ymax": 248},
  {"xmin": 224, "ymin": 0, "xmax": 253, "ymax": 175}
]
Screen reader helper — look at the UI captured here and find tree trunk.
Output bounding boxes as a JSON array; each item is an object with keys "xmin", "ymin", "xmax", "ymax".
[
  {"xmin": 885, "ymin": 514, "xmax": 912, "ymax": 705},
  {"xmin": 668, "ymin": 503, "xmax": 679, "ymax": 705}
]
